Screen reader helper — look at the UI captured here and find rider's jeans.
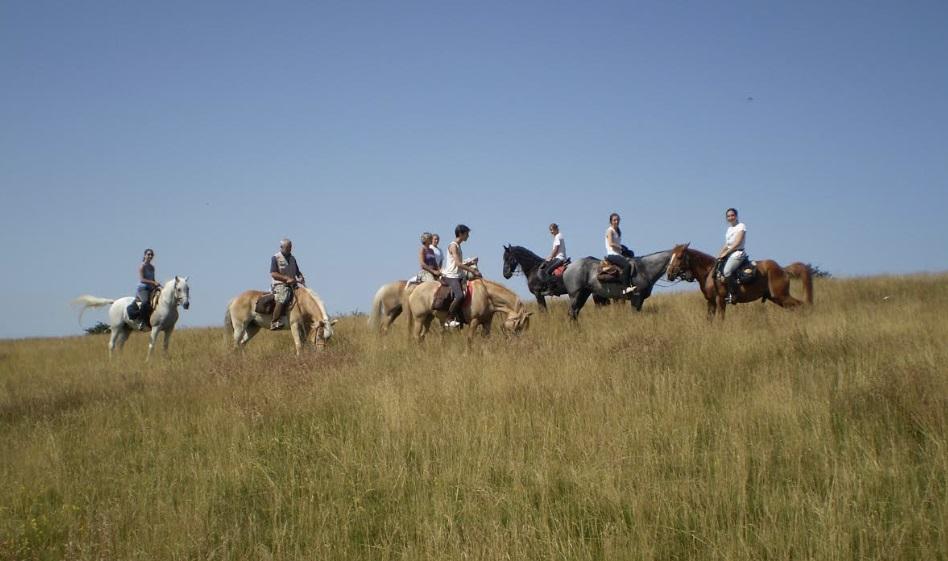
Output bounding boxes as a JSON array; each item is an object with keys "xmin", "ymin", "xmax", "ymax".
[{"xmin": 722, "ymin": 251, "xmax": 746, "ymax": 277}]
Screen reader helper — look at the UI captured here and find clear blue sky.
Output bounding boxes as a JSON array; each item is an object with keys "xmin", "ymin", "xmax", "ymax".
[{"xmin": 2, "ymin": 1, "xmax": 946, "ymax": 339}]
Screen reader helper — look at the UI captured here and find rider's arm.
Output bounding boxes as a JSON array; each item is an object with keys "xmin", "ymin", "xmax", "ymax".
[
  {"xmin": 270, "ymin": 256, "xmax": 294, "ymax": 284},
  {"xmin": 450, "ymin": 244, "xmax": 480, "ymax": 277},
  {"xmin": 548, "ymin": 241, "xmax": 560, "ymax": 261},
  {"xmin": 419, "ymin": 247, "xmax": 438, "ymax": 275}
]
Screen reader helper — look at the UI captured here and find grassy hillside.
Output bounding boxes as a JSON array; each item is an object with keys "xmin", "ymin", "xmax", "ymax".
[{"xmin": 1, "ymin": 275, "xmax": 945, "ymax": 560}]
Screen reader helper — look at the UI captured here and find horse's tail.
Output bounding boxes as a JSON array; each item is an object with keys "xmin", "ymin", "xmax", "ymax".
[
  {"xmin": 368, "ymin": 285, "xmax": 386, "ymax": 330},
  {"xmin": 224, "ymin": 302, "xmax": 234, "ymax": 340},
  {"xmin": 403, "ymin": 284, "xmax": 415, "ymax": 337},
  {"xmin": 71, "ymin": 295, "xmax": 115, "ymax": 325},
  {"xmin": 783, "ymin": 262, "xmax": 813, "ymax": 304}
]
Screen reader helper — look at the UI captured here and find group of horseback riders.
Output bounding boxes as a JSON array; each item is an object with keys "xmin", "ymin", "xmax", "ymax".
[
  {"xmin": 413, "ymin": 225, "xmax": 483, "ymax": 328},
  {"xmin": 508, "ymin": 208, "xmax": 750, "ymax": 303},
  {"xmin": 127, "ymin": 208, "xmax": 749, "ymax": 331}
]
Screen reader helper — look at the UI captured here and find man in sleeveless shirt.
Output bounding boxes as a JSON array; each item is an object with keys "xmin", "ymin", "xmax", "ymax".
[
  {"xmin": 441, "ymin": 224, "xmax": 481, "ymax": 328},
  {"xmin": 270, "ymin": 238, "xmax": 305, "ymax": 330}
]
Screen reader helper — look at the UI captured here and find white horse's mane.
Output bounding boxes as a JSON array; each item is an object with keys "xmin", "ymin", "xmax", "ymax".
[{"xmin": 301, "ymin": 287, "xmax": 329, "ymax": 321}]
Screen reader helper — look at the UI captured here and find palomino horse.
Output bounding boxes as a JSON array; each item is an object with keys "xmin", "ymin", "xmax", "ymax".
[
  {"xmin": 562, "ymin": 250, "xmax": 675, "ymax": 320},
  {"xmin": 368, "ymin": 279, "xmax": 408, "ymax": 333},
  {"xmin": 502, "ymin": 245, "xmax": 608, "ymax": 311},
  {"xmin": 73, "ymin": 276, "xmax": 191, "ymax": 360},
  {"xmin": 225, "ymin": 286, "xmax": 336, "ymax": 354},
  {"xmin": 665, "ymin": 243, "xmax": 813, "ymax": 320},
  {"xmin": 405, "ymin": 279, "xmax": 532, "ymax": 340}
]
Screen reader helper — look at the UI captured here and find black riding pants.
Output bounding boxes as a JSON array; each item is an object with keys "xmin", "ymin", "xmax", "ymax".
[{"xmin": 445, "ymin": 277, "xmax": 464, "ymax": 315}]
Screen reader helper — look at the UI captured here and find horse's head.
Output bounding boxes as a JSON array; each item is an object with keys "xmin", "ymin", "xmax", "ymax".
[
  {"xmin": 666, "ymin": 244, "xmax": 694, "ymax": 282},
  {"xmin": 503, "ymin": 306, "xmax": 533, "ymax": 333},
  {"xmin": 310, "ymin": 317, "xmax": 338, "ymax": 349},
  {"xmin": 173, "ymin": 276, "xmax": 191, "ymax": 309},
  {"xmin": 502, "ymin": 244, "xmax": 518, "ymax": 279}
]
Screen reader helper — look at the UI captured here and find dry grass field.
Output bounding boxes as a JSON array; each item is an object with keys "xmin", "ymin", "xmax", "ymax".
[{"xmin": 1, "ymin": 274, "xmax": 946, "ymax": 560}]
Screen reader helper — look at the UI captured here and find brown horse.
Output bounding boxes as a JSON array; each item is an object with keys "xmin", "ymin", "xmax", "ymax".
[
  {"xmin": 666, "ymin": 243, "xmax": 813, "ymax": 320},
  {"xmin": 406, "ymin": 279, "xmax": 532, "ymax": 340},
  {"xmin": 225, "ymin": 286, "xmax": 336, "ymax": 354}
]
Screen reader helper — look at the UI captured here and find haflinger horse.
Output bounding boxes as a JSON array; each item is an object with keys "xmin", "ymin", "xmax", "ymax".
[
  {"xmin": 368, "ymin": 279, "xmax": 408, "ymax": 334},
  {"xmin": 562, "ymin": 250, "xmax": 675, "ymax": 320},
  {"xmin": 405, "ymin": 278, "xmax": 532, "ymax": 340},
  {"xmin": 665, "ymin": 243, "xmax": 813, "ymax": 320},
  {"xmin": 225, "ymin": 286, "xmax": 336, "ymax": 354},
  {"xmin": 502, "ymin": 245, "xmax": 608, "ymax": 311},
  {"xmin": 73, "ymin": 276, "xmax": 191, "ymax": 361}
]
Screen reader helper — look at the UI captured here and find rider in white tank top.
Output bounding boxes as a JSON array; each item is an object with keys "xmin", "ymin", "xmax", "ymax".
[{"xmin": 442, "ymin": 241, "xmax": 461, "ymax": 279}]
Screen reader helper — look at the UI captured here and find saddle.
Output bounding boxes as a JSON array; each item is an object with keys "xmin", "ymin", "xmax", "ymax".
[
  {"xmin": 432, "ymin": 279, "xmax": 474, "ymax": 312},
  {"xmin": 718, "ymin": 255, "xmax": 758, "ymax": 285},
  {"xmin": 127, "ymin": 287, "xmax": 162, "ymax": 320},
  {"xmin": 254, "ymin": 290, "xmax": 294, "ymax": 315}
]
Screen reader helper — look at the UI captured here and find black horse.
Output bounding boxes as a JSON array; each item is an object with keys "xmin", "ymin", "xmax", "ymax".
[
  {"xmin": 562, "ymin": 249, "xmax": 675, "ymax": 320},
  {"xmin": 502, "ymin": 245, "xmax": 608, "ymax": 311}
]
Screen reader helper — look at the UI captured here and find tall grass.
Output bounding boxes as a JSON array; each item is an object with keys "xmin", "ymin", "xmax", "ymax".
[{"xmin": 1, "ymin": 274, "xmax": 945, "ymax": 560}]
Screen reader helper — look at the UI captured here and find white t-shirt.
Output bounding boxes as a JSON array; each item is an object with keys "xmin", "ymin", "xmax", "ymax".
[
  {"xmin": 605, "ymin": 227, "xmax": 621, "ymax": 256},
  {"xmin": 552, "ymin": 233, "xmax": 566, "ymax": 260},
  {"xmin": 441, "ymin": 241, "xmax": 460, "ymax": 279},
  {"xmin": 725, "ymin": 223, "xmax": 746, "ymax": 252},
  {"xmin": 430, "ymin": 245, "xmax": 443, "ymax": 268}
]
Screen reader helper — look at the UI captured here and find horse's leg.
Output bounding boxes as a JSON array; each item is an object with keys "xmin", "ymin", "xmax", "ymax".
[
  {"xmin": 242, "ymin": 323, "xmax": 260, "ymax": 346},
  {"xmin": 468, "ymin": 317, "xmax": 481, "ymax": 340},
  {"xmin": 162, "ymin": 328, "xmax": 174, "ymax": 354},
  {"xmin": 290, "ymin": 322, "xmax": 303, "ymax": 355},
  {"xmin": 146, "ymin": 327, "xmax": 160, "ymax": 362},
  {"xmin": 383, "ymin": 305, "xmax": 402, "ymax": 333},
  {"xmin": 108, "ymin": 328, "xmax": 121, "ymax": 360},
  {"xmin": 535, "ymin": 293, "xmax": 548, "ymax": 311},
  {"xmin": 629, "ymin": 294, "xmax": 644, "ymax": 312},
  {"xmin": 706, "ymin": 299, "xmax": 717, "ymax": 321},
  {"xmin": 569, "ymin": 289, "xmax": 591, "ymax": 320}
]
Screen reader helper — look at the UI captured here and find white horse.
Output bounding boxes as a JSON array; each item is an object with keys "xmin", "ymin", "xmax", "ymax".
[{"xmin": 73, "ymin": 276, "xmax": 191, "ymax": 360}]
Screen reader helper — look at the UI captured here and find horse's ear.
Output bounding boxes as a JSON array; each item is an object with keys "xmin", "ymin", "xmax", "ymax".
[
  {"xmin": 183, "ymin": 275, "xmax": 189, "ymax": 282},
  {"xmin": 331, "ymin": 319, "xmax": 338, "ymax": 325},
  {"xmin": 504, "ymin": 244, "xmax": 509, "ymax": 250},
  {"xmin": 684, "ymin": 242, "xmax": 690, "ymax": 249}
]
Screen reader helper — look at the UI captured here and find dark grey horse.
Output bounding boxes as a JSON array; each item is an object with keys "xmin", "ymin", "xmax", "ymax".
[
  {"xmin": 502, "ymin": 244, "xmax": 608, "ymax": 311},
  {"xmin": 562, "ymin": 250, "xmax": 674, "ymax": 319}
]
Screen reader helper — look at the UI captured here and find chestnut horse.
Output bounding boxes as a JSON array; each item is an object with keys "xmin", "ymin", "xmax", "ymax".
[
  {"xmin": 225, "ymin": 286, "xmax": 336, "ymax": 354},
  {"xmin": 405, "ymin": 278, "xmax": 532, "ymax": 340},
  {"xmin": 666, "ymin": 243, "xmax": 813, "ymax": 320}
]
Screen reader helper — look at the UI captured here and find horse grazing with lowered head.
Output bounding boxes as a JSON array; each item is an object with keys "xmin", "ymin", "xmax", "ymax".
[
  {"xmin": 73, "ymin": 276, "xmax": 191, "ymax": 361},
  {"xmin": 225, "ymin": 286, "xmax": 336, "ymax": 354},
  {"xmin": 406, "ymin": 278, "xmax": 532, "ymax": 340},
  {"xmin": 665, "ymin": 243, "xmax": 813, "ymax": 320},
  {"xmin": 562, "ymin": 250, "xmax": 675, "ymax": 320},
  {"xmin": 368, "ymin": 279, "xmax": 408, "ymax": 333},
  {"xmin": 502, "ymin": 244, "xmax": 609, "ymax": 311}
]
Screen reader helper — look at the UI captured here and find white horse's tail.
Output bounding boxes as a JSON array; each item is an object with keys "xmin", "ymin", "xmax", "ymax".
[
  {"xmin": 71, "ymin": 295, "xmax": 115, "ymax": 325},
  {"xmin": 368, "ymin": 285, "xmax": 387, "ymax": 329}
]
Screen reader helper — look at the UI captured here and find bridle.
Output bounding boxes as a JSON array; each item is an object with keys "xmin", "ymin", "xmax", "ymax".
[{"xmin": 669, "ymin": 251, "xmax": 696, "ymax": 283}]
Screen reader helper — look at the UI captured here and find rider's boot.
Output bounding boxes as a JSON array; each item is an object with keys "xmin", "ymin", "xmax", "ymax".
[
  {"xmin": 139, "ymin": 305, "xmax": 151, "ymax": 331},
  {"xmin": 270, "ymin": 302, "xmax": 285, "ymax": 330},
  {"xmin": 725, "ymin": 276, "xmax": 739, "ymax": 304}
]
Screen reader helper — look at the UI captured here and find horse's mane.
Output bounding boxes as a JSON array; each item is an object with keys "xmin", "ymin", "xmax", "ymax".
[
  {"xmin": 506, "ymin": 245, "xmax": 544, "ymax": 269},
  {"xmin": 683, "ymin": 246, "xmax": 716, "ymax": 267},
  {"xmin": 299, "ymin": 287, "xmax": 329, "ymax": 320},
  {"xmin": 477, "ymin": 279, "xmax": 523, "ymax": 309}
]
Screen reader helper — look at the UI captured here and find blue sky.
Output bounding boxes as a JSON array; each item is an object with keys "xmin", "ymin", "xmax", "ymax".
[{"xmin": 2, "ymin": 0, "xmax": 946, "ymax": 339}]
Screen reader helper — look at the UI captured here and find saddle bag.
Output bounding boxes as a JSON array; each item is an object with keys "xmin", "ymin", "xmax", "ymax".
[
  {"xmin": 255, "ymin": 293, "xmax": 275, "ymax": 315},
  {"xmin": 737, "ymin": 262, "xmax": 758, "ymax": 285},
  {"xmin": 432, "ymin": 282, "xmax": 454, "ymax": 311},
  {"xmin": 597, "ymin": 260, "xmax": 621, "ymax": 282}
]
